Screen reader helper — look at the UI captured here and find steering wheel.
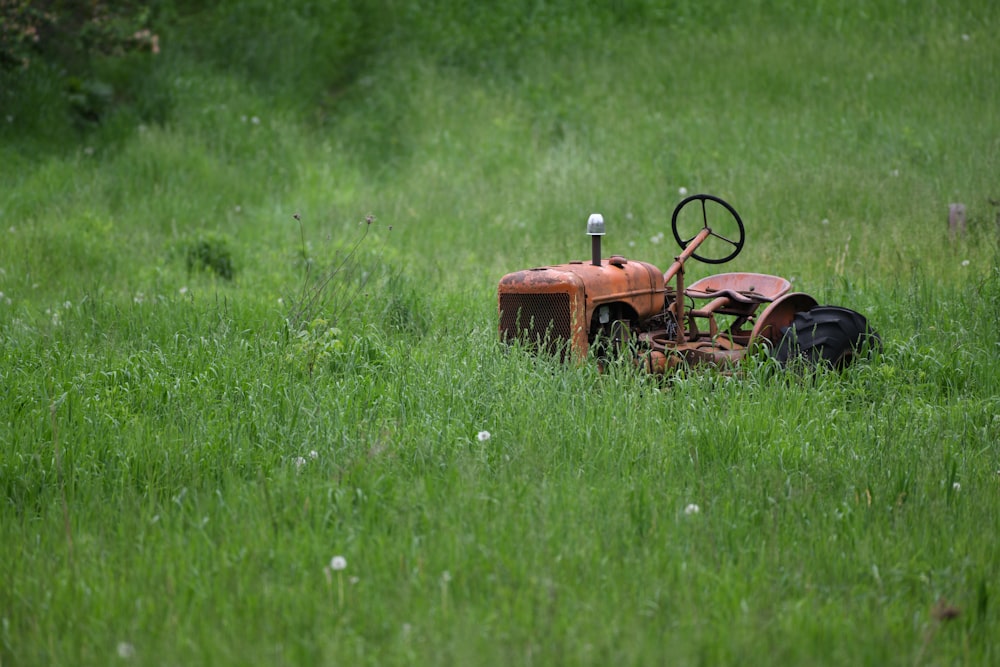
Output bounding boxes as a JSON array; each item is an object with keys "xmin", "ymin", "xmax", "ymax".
[{"xmin": 670, "ymin": 194, "xmax": 746, "ymax": 264}]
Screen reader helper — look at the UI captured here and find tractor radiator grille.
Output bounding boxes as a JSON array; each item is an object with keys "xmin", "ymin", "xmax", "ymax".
[{"xmin": 499, "ymin": 292, "xmax": 572, "ymax": 357}]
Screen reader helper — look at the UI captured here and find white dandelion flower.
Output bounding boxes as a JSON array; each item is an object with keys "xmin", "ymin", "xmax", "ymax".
[
  {"xmin": 477, "ymin": 430, "xmax": 491, "ymax": 442},
  {"xmin": 331, "ymin": 555, "xmax": 347, "ymax": 571}
]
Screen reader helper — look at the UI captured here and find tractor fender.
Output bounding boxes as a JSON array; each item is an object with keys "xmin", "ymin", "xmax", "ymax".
[{"xmin": 749, "ymin": 292, "xmax": 818, "ymax": 347}]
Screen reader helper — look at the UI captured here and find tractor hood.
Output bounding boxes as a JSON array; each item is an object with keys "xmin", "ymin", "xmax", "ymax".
[
  {"xmin": 498, "ymin": 255, "xmax": 666, "ymax": 359},
  {"xmin": 499, "ymin": 255, "xmax": 666, "ymax": 321}
]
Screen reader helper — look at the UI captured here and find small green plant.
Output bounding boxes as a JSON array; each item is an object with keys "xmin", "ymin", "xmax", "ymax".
[
  {"xmin": 184, "ymin": 232, "xmax": 235, "ymax": 280},
  {"xmin": 285, "ymin": 317, "xmax": 343, "ymax": 377},
  {"xmin": 285, "ymin": 213, "xmax": 387, "ymax": 331}
]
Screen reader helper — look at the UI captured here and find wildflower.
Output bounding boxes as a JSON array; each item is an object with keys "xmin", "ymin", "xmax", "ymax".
[
  {"xmin": 117, "ymin": 642, "xmax": 135, "ymax": 659},
  {"xmin": 961, "ymin": 34, "xmax": 970, "ymax": 41},
  {"xmin": 179, "ymin": 286, "xmax": 188, "ymax": 295},
  {"xmin": 440, "ymin": 571, "xmax": 452, "ymax": 615},
  {"xmin": 477, "ymin": 430, "xmax": 491, "ymax": 442},
  {"xmin": 961, "ymin": 260, "xmax": 970, "ymax": 267},
  {"xmin": 330, "ymin": 555, "xmax": 347, "ymax": 608},
  {"xmin": 251, "ymin": 116, "xmax": 260, "ymax": 125},
  {"xmin": 684, "ymin": 503, "xmax": 700, "ymax": 515},
  {"xmin": 952, "ymin": 482, "xmax": 961, "ymax": 492},
  {"xmin": 309, "ymin": 450, "xmax": 319, "ymax": 459},
  {"xmin": 63, "ymin": 300, "xmax": 72, "ymax": 309},
  {"xmin": 294, "ymin": 456, "xmax": 307, "ymax": 470},
  {"xmin": 678, "ymin": 186, "xmax": 688, "ymax": 196}
]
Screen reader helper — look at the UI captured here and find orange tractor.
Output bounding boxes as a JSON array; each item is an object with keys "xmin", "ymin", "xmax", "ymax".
[{"xmin": 498, "ymin": 194, "xmax": 878, "ymax": 371}]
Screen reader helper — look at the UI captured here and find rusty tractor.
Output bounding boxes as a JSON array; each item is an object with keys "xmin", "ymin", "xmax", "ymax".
[{"xmin": 498, "ymin": 194, "xmax": 878, "ymax": 372}]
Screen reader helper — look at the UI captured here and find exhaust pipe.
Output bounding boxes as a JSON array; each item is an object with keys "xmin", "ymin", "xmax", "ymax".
[{"xmin": 587, "ymin": 213, "xmax": 605, "ymax": 267}]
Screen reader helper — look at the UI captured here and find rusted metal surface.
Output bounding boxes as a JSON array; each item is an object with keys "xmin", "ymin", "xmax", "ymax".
[
  {"xmin": 498, "ymin": 269, "xmax": 586, "ymax": 359},
  {"xmin": 749, "ymin": 292, "xmax": 819, "ymax": 346},
  {"xmin": 498, "ymin": 256, "xmax": 665, "ymax": 360},
  {"xmin": 681, "ymin": 272, "xmax": 793, "ymax": 340},
  {"xmin": 685, "ymin": 272, "xmax": 791, "ymax": 303}
]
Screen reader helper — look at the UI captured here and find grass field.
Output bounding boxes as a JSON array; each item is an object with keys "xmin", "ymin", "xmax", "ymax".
[{"xmin": 2, "ymin": 1, "xmax": 999, "ymax": 664}]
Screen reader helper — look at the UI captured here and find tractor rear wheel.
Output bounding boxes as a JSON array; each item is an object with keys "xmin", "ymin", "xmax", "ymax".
[{"xmin": 774, "ymin": 306, "xmax": 880, "ymax": 368}]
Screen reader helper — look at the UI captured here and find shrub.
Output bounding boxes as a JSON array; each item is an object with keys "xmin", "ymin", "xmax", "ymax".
[{"xmin": 184, "ymin": 232, "xmax": 235, "ymax": 280}]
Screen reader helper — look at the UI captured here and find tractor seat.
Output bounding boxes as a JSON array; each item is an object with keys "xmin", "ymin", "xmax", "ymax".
[{"xmin": 685, "ymin": 272, "xmax": 792, "ymax": 304}]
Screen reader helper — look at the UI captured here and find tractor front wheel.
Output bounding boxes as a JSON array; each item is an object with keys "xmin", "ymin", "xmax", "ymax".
[{"xmin": 774, "ymin": 306, "xmax": 880, "ymax": 368}]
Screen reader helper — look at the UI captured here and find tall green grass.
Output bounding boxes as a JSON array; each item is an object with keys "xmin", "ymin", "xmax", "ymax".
[{"xmin": 2, "ymin": 1, "xmax": 999, "ymax": 664}]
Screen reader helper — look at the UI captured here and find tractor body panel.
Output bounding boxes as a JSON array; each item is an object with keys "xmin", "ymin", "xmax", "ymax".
[{"xmin": 498, "ymin": 257, "xmax": 665, "ymax": 359}]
